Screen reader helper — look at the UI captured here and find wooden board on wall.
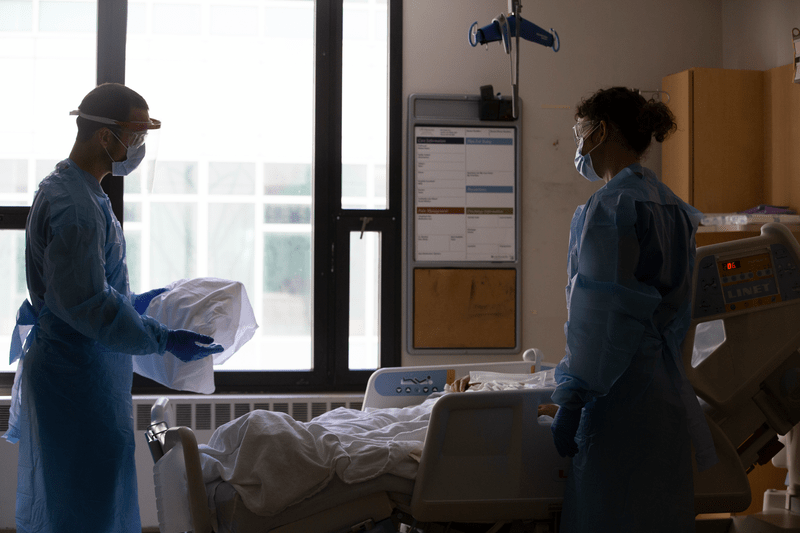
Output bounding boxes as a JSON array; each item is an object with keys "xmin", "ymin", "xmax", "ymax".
[{"xmin": 413, "ymin": 268, "xmax": 516, "ymax": 349}]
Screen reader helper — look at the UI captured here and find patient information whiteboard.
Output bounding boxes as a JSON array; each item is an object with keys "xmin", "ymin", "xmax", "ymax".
[
  {"xmin": 407, "ymin": 94, "xmax": 522, "ymax": 355},
  {"xmin": 415, "ymin": 127, "xmax": 516, "ymax": 262}
]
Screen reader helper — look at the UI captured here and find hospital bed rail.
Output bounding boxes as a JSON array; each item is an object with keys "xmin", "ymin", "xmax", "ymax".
[
  {"xmin": 407, "ymin": 386, "xmax": 567, "ymax": 524},
  {"xmin": 363, "ymin": 356, "xmax": 567, "ymax": 524},
  {"xmin": 684, "ymin": 224, "xmax": 800, "ymax": 515},
  {"xmin": 146, "ymin": 398, "xmax": 213, "ymax": 533},
  {"xmin": 684, "ymin": 223, "xmax": 800, "ymax": 531}
]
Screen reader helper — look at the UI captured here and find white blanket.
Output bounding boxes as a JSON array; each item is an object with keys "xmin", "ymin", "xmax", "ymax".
[{"xmin": 198, "ymin": 396, "xmax": 438, "ymax": 517}]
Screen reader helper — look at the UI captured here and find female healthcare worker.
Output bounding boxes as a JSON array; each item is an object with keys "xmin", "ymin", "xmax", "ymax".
[
  {"xmin": 549, "ymin": 87, "xmax": 718, "ymax": 532},
  {"xmin": 4, "ymin": 83, "xmax": 223, "ymax": 533}
]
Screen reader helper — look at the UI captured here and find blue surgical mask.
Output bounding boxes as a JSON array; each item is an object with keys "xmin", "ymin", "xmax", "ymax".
[
  {"xmin": 573, "ymin": 125, "xmax": 603, "ymax": 182},
  {"xmin": 104, "ymin": 132, "xmax": 146, "ymax": 177}
]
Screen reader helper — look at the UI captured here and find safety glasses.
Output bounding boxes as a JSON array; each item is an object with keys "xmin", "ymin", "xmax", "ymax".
[
  {"xmin": 122, "ymin": 130, "xmax": 149, "ymax": 148},
  {"xmin": 572, "ymin": 120, "xmax": 597, "ymax": 146}
]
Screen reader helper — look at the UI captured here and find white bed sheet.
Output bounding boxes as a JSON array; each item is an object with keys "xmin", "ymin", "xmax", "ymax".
[{"xmin": 198, "ymin": 395, "xmax": 439, "ymax": 517}]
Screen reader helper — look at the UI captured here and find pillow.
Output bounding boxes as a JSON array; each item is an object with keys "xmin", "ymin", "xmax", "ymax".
[{"xmin": 132, "ymin": 277, "xmax": 258, "ymax": 394}]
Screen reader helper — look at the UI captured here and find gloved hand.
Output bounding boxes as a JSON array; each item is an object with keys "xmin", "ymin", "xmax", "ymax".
[
  {"xmin": 551, "ymin": 407, "xmax": 582, "ymax": 458},
  {"xmin": 132, "ymin": 288, "xmax": 168, "ymax": 315},
  {"xmin": 165, "ymin": 329, "xmax": 224, "ymax": 363}
]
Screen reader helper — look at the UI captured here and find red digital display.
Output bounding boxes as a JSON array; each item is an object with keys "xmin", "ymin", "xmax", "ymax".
[{"xmin": 722, "ymin": 260, "xmax": 741, "ymax": 271}]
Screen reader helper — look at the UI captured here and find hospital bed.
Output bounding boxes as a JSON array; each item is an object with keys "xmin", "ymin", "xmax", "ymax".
[
  {"xmin": 147, "ymin": 223, "xmax": 800, "ymax": 533},
  {"xmin": 146, "ymin": 353, "xmax": 568, "ymax": 533}
]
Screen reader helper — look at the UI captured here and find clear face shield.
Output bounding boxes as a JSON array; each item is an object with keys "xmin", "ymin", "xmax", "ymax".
[
  {"xmin": 128, "ymin": 128, "xmax": 161, "ymax": 193},
  {"xmin": 70, "ymin": 109, "xmax": 162, "ymax": 192}
]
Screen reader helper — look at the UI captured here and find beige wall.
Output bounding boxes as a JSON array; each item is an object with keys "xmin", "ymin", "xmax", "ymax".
[
  {"xmin": 723, "ymin": 0, "xmax": 800, "ymax": 71},
  {"xmin": 401, "ymin": 0, "xmax": 725, "ymax": 366}
]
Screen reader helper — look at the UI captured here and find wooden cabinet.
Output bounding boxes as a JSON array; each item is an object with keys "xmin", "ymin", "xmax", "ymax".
[
  {"xmin": 662, "ymin": 68, "xmax": 765, "ymax": 214},
  {"xmin": 662, "ymin": 65, "xmax": 800, "ymax": 247},
  {"xmin": 764, "ymin": 64, "xmax": 800, "ymax": 208}
]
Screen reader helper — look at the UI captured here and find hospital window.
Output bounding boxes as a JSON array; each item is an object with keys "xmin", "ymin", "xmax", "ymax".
[{"xmin": 0, "ymin": 0, "xmax": 402, "ymax": 391}]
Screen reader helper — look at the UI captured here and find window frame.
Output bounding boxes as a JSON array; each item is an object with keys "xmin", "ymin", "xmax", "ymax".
[{"xmin": 0, "ymin": 0, "xmax": 402, "ymax": 394}]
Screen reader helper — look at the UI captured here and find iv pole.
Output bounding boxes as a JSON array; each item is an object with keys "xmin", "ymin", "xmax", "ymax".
[{"xmin": 469, "ymin": 0, "xmax": 560, "ymax": 120}]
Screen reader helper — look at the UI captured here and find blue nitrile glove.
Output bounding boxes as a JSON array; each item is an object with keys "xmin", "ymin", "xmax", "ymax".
[
  {"xmin": 551, "ymin": 407, "xmax": 582, "ymax": 458},
  {"xmin": 165, "ymin": 329, "xmax": 224, "ymax": 363},
  {"xmin": 132, "ymin": 288, "xmax": 168, "ymax": 315}
]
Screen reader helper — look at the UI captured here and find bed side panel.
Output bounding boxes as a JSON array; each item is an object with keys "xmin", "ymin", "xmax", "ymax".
[{"xmin": 411, "ymin": 389, "xmax": 568, "ymax": 522}]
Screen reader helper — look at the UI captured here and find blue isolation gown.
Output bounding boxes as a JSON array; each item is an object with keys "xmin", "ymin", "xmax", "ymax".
[
  {"xmin": 10, "ymin": 160, "xmax": 170, "ymax": 533},
  {"xmin": 552, "ymin": 164, "xmax": 717, "ymax": 533}
]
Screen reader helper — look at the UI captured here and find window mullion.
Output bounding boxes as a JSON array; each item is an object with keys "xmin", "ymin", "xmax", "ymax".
[
  {"xmin": 97, "ymin": 0, "xmax": 127, "ymax": 86},
  {"xmin": 97, "ymin": 0, "xmax": 128, "ymax": 224},
  {"xmin": 314, "ymin": 0, "xmax": 344, "ymax": 382}
]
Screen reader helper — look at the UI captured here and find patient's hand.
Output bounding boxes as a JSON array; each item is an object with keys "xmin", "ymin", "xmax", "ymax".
[
  {"xmin": 538, "ymin": 403, "xmax": 559, "ymax": 418},
  {"xmin": 450, "ymin": 376, "xmax": 475, "ymax": 393}
]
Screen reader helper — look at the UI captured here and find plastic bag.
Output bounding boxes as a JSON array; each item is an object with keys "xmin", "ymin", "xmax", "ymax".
[
  {"xmin": 691, "ymin": 319, "xmax": 726, "ymax": 368},
  {"xmin": 465, "ymin": 368, "xmax": 557, "ymax": 391},
  {"xmin": 132, "ymin": 277, "xmax": 258, "ymax": 394}
]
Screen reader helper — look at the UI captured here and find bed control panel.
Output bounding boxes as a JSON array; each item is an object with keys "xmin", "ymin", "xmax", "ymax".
[
  {"xmin": 373, "ymin": 369, "xmax": 449, "ymax": 396},
  {"xmin": 694, "ymin": 241, "xmax": 800, "ymax": 320}
]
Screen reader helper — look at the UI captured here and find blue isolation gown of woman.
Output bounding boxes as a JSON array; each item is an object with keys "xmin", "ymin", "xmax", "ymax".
[
  {"xmin": 552, "ymin": 164, "xmax": 717, "ymax": 533},
  {"xmin": 11, "ymin": 160, "xmax": 170, "ymax": 532}
]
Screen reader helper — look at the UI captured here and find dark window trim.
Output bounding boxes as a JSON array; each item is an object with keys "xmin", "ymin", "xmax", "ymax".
[
  {"xmin": 0, "ymin": 0, "xmax": 403, "ymax": 393},
  {"xmin": 97, "ymin": 0, "xmax": 128, "ymax": 220},
  {"xmin": 0, "ymin": 207, "xmax": 30, "ymax": 230}
]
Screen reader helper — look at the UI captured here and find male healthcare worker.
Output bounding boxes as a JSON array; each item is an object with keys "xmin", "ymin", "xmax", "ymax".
[
  {"xmin": 4, "ymin": 83, "xmax": 223, "ymax": 533},
  {"xmin": 549, "ymin": 87, "xmax": 718, "ymax": 532}
]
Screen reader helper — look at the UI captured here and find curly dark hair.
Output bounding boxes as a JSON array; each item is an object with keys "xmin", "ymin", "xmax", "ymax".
[
  {"xmin": 575, "ymin": 87, "xmax": 676, "ymax": 156},
  {"xmin": 75, "ymin": 83, "xmax": 149, "ymax": 142}
]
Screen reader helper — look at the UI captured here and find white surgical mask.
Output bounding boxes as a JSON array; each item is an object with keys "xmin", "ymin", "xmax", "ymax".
[
  {"xmin": 104, "ymin": 132, "xmax": 146, "ymax": 177},
  {"xmin": 573, "ymin": 125, "xmax": 603, "ymax": 182}
]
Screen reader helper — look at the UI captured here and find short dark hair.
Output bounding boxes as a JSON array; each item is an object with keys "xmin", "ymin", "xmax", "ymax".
[
  {"xmin": 575, "ymin": 87, "xmax": 676, "ymax": 156},
  {"xmin": 75, "ymin": 83, "xmax": 149, "ymax": 142}
]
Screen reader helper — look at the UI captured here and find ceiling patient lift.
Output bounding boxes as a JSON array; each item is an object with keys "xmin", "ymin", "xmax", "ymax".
[{"xmin": 469, "ymin": 0, "xmax": 559, "ymax": 120}]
